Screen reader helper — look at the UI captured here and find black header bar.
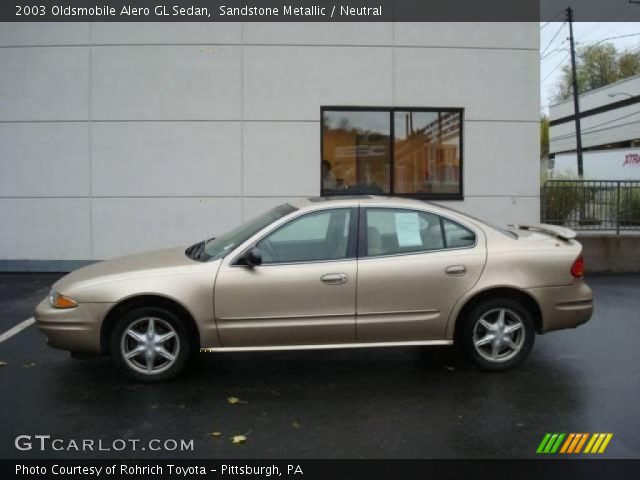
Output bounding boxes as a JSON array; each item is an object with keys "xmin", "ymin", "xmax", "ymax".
[{"xmin": 2, "ymin": 0, "xmax": 640, "ymax": 22}]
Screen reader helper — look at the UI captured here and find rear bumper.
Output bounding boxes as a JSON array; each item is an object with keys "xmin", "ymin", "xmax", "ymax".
[
  {"xmin": 526, "ymin": 280, "xmax": 593, "ymax": 333},
  {"xmin": 34, "ymin": 298, "xmax": 113, "ymax": 354}
]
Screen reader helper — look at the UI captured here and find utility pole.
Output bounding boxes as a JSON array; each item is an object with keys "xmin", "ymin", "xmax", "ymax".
[{"xmin": 566, "ymin": 6, "xmax": 584, "ymax": 177}]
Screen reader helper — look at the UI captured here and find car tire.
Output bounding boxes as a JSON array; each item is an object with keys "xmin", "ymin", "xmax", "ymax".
[
  {"xmin": 459, "ymin": 298, "xmax": 535, "ymax": 371},
  {"xmin": 110, "ymin": 306, "xmax": 191, "ymax": 382}
]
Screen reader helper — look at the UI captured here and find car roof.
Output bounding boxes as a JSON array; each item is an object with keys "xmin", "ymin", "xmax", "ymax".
[{"xmin": 290, "ymin": 195, "xmax": 441, "ymax": 210}]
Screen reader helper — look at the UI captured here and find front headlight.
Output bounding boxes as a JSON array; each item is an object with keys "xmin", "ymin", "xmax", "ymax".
[{"xmin": 48, "ymin": 290, "xmax": 78, "ymax": 309}]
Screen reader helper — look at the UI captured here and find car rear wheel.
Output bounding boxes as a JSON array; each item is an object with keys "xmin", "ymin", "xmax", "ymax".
[
  {"xmin": 460, "ymin": 298, "xmax": 535, "ymax": 371},
  {"xmin": 110, "ymin": 307, "xmax": 191, "ymax": 382}
]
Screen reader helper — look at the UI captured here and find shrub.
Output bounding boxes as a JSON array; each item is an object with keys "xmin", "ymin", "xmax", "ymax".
[
  {"xmin": 541, "ymin": 180, "xmax": 583, "ymax": 225},
  {"xmin": 619, "ymin": 189, "xmax": 640, "ymax": 227}
]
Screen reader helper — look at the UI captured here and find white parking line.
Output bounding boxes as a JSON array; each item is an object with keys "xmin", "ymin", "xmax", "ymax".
[{"xmin": 0, "ymin": 317, "xmax": 35, "ymax": 344}]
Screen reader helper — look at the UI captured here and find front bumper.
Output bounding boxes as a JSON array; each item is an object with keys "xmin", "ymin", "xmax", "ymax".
[
  {"xmin": 526, "ymin": 280, "xmax": 594, "ymax": 333},
  {"xmin": 34, "ymin": 298, "xmax": 114, "ymax": 354}
]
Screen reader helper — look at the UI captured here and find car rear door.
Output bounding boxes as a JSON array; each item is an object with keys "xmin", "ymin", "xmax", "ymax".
[
  {"xmin": 356, "ymin": 207, "xmax": 486, "ymax": 342},
  {"xmin": 214, "ymin": 207, "xmax": 358, "ymax": 347}
]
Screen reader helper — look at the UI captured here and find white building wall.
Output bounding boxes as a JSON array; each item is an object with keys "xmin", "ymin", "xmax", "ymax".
[
  {"xmin": 549, "ymin": 75, "xmax": 640, "ymax": 154},
  {"xmin": 0, "ymin": 22, "xmax": 539, "ymax": 266}
]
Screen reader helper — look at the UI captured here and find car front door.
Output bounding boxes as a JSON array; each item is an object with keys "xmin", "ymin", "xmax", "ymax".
[
  {"xmin": 214, "ymin": 207, "xmax": 358, "ymax": 347},
  {"xmin": 356, "ymin": 207, "xmax": 486, "ymax": 342}
]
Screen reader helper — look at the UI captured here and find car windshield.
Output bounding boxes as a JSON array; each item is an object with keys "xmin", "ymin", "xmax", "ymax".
[{"xmin": 187, "ymin": 203, "xmax": 297, "ymax": 262}]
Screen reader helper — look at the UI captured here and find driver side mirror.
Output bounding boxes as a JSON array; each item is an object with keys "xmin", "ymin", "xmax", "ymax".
[{"xmin": 242, "ymin": 247, "xmax": 263, "ymax": 267}]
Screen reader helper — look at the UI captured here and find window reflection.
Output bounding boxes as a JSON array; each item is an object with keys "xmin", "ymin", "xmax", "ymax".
[
  {"xmin": 322, "ymin": 111, "xmax": 390, "ymax": 194},
  {"xmin": 393, "ymin": 111, "xmax": 461, "ymax": 195},
  {"xmin": 321, "ymin": 108, "xmax": 462, "ymax": 198}
]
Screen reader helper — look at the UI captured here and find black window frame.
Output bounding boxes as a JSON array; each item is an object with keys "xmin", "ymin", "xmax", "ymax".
[{"xmin": 321, "ymin": 106, "xmax": 464, "ymax": 201}]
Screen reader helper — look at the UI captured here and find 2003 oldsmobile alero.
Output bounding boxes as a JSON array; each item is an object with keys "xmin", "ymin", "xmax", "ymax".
[{"xmin": 35, "ymin": 196, "xmax": 593, "ymax": 382}]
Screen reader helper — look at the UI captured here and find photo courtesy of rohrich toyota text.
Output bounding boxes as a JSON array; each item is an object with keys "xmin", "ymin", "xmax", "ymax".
[{"xmin": 1, "ymin": 1, "xmax": 640, "ymax": 479}]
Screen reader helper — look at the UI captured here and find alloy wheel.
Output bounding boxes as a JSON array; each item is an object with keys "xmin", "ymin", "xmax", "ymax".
[
  {"xmin": 472, "ymin": 308, "xmax": 525, "ymax": 363},
  {"xmin": 120, "ymin": 317, "xmax": 180, "ymax": 375}
]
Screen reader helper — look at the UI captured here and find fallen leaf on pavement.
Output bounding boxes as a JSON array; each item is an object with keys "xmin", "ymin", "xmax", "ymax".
[
  {"xmin": 210, "ymin": 432, "xmax": 222, "ymax": 438},
  {"xmin": 0, "ymin": 361, "xmax": 7, "ymax": 367},
  {"xmin": 292, "ymin": 421, "xmax": 301, "ymax": 428},
  {"xmin": 22, "ymin": 362, "xmax": 36, "ymax": 368},
  {"xmin": 230, "ymin": 429, "xmax": 252, "ymax": 445},
  {"xmin": 227, "ymin": 397, "xmax": 247, "ymax": 405}
]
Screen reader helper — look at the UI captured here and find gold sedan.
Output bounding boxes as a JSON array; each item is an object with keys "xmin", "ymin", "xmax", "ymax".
[{"xmin": 35, "ymin": 196, "xmax": 593, "ymax": 381}]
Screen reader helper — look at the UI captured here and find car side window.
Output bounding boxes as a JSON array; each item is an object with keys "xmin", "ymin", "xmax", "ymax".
[
  {"xmin": 257, "ymin": 209, "xmax": 352, "ymax": 264},
  {"xmin": 365, "ymin": 208, "xmax": 444, "ymax": 257},
  {"xmin": 442, "ymin": 218, "xmax": 476, "ymax": 248}
]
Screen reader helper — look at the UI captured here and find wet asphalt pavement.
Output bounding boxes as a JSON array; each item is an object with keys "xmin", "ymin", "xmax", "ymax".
[{"xmin": 0, "ymin": 273, "xmax": 639, "ymax": 459}]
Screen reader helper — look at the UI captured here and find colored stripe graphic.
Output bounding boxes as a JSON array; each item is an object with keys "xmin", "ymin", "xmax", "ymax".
[
  {"xmin": 568, "ymin": 433, "xmax": 583, "ymax": 453},
  {"xmin": 544, "ymin": 434, "xmax": 559, "ymax": 453},
  {"xmin": 538, "ymin": 433, "xmax": 613, "ymax": 454},
  {"xmin": 585, "ymin": 433, "xmax": 614, "ymax": 454},
  {"xmin": 537, "ymin": 433, "xmax": 565, "ymax": 454},
  {"xmin": 584, "ymin": 434, "xmax": 598, "ymax": 453},
  {"xmin": 574, "ymin": 433, "xmax": 589, "ymax": 453},
  {"xmin": 550, "ymin": 433, "xmax": 565, "ymax": 453},
  {"xmin": 559, "ymin": 433, "xmax": 575, "ymax": 453},
  {"xmin": 598, "ymin": 434, "xmax": 613, "ymax": 453},
  {"xmin": 537, "ymin": 433, "xmax": 552, "ymax": 453}
]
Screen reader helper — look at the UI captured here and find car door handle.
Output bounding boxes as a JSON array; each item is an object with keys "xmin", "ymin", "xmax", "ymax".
[
  {"xmin": 445, "ymin": 265, "xmax": 467, "ymax": 276},
  {"xmin": 321, "ymin": 273, "xmax": 349, "ymax": 285}
]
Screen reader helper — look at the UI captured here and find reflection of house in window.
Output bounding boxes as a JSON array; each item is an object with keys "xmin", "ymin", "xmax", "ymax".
[{"xmin": 322, "ymin": 108, "xmax": 463, "ymax": 199}]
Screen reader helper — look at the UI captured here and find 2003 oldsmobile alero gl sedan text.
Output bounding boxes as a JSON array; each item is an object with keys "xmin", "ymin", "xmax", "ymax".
[{"xmin": 35, "ymin": 196, "xmax": 593, "ymax": 382}]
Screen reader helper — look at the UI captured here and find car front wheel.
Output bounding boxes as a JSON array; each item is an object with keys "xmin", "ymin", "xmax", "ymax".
[
  {"xmin": 110, "ymin": 307, "xmax": 191, "ymax": 382},
  {"xmin": 460, "ymin": 298, "xmax": 535, "ymax": 371}
]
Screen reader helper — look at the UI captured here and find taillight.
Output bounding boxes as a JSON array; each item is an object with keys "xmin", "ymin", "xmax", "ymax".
[{"xmin": 571, "ymin": 255, "xmax": 584, "ymax": 278}]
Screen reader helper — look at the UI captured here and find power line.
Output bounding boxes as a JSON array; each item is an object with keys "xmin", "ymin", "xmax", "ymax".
[
  {"xmin": 541, "ymin": 22, "xmax": 567, "ymax": 57},
  {"xmin": 540, "ymin": 9, "xmax": 565, "ymax": 30},
  {"xmin": 551, "ymin": 119, "xmax": 640, "ymax": 143},
  {"xmin": 552, "ymin": 109, "xmax": 640, "ymax": 140},
  {"xmin": 542, "ymin": 52, "xmax": 571, "ymax": 84},
  {"xmin": 550, "ymin": 109, "xmax": 640, "ymax": 141},
  {"xmin": 541, "ymin": 47, "xmax": 569, "ymax": 61},
  {"xmin": 581, "ymin": 32, "xmax": 640, "ymax": 55},
  {"xmin": 544, "ymin": 32, "xmax": 640, "ymax": 86},
  {"xmin": 586, "ymin": 22, "xmax": 625, "ymax": 42}
]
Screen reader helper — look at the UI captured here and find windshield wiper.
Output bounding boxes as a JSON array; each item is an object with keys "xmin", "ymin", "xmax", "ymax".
[
  {"xmin": 185, "ymin": 240, "xmax": 206, "ymax": 261},
  {"xmin": 185, "ymin": 237, "xmax": 216, "ymax": 261}
]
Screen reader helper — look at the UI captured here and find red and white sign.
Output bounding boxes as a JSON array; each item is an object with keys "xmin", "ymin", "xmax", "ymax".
[
  {"xmin": 553, "ymin": 148, "xmax": 640, "ymax": 179},
  {"xmin": 623, "ymin": 153, "xmax": 640, "ymax": 167}
]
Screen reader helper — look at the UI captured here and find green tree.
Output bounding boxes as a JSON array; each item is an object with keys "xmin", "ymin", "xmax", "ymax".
[
  {"xmin": 619, "ymin": 49, "xmax": 640, "ymax": 78},
  {"xmin": 540, "ymin": 115, "xmax": 549, "ymax": 159},
  {"xmin": 553, "ymin": 43, "xmax": 640, "ymax": 102}
]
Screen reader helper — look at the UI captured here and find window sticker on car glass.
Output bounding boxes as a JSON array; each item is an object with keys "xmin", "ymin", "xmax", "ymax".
[{"xmin": 394, "ymin": 212, "xmax": 422, "ymax": 247}]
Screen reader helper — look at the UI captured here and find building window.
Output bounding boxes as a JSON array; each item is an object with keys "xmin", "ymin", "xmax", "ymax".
[{"xmin": 321, "ymin": 107, "xmax": 463, "ymax": 199}]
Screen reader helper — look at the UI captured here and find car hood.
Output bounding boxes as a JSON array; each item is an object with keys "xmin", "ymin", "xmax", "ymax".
[{"xmin": 53, "ymin": 246, "xmax": 203, "ymax": 295}]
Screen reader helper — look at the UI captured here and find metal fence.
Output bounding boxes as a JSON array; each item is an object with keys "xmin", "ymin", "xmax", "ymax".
[{"xmin": 541, "ymin": 180, "xmax": 640, "ymax": 234}]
